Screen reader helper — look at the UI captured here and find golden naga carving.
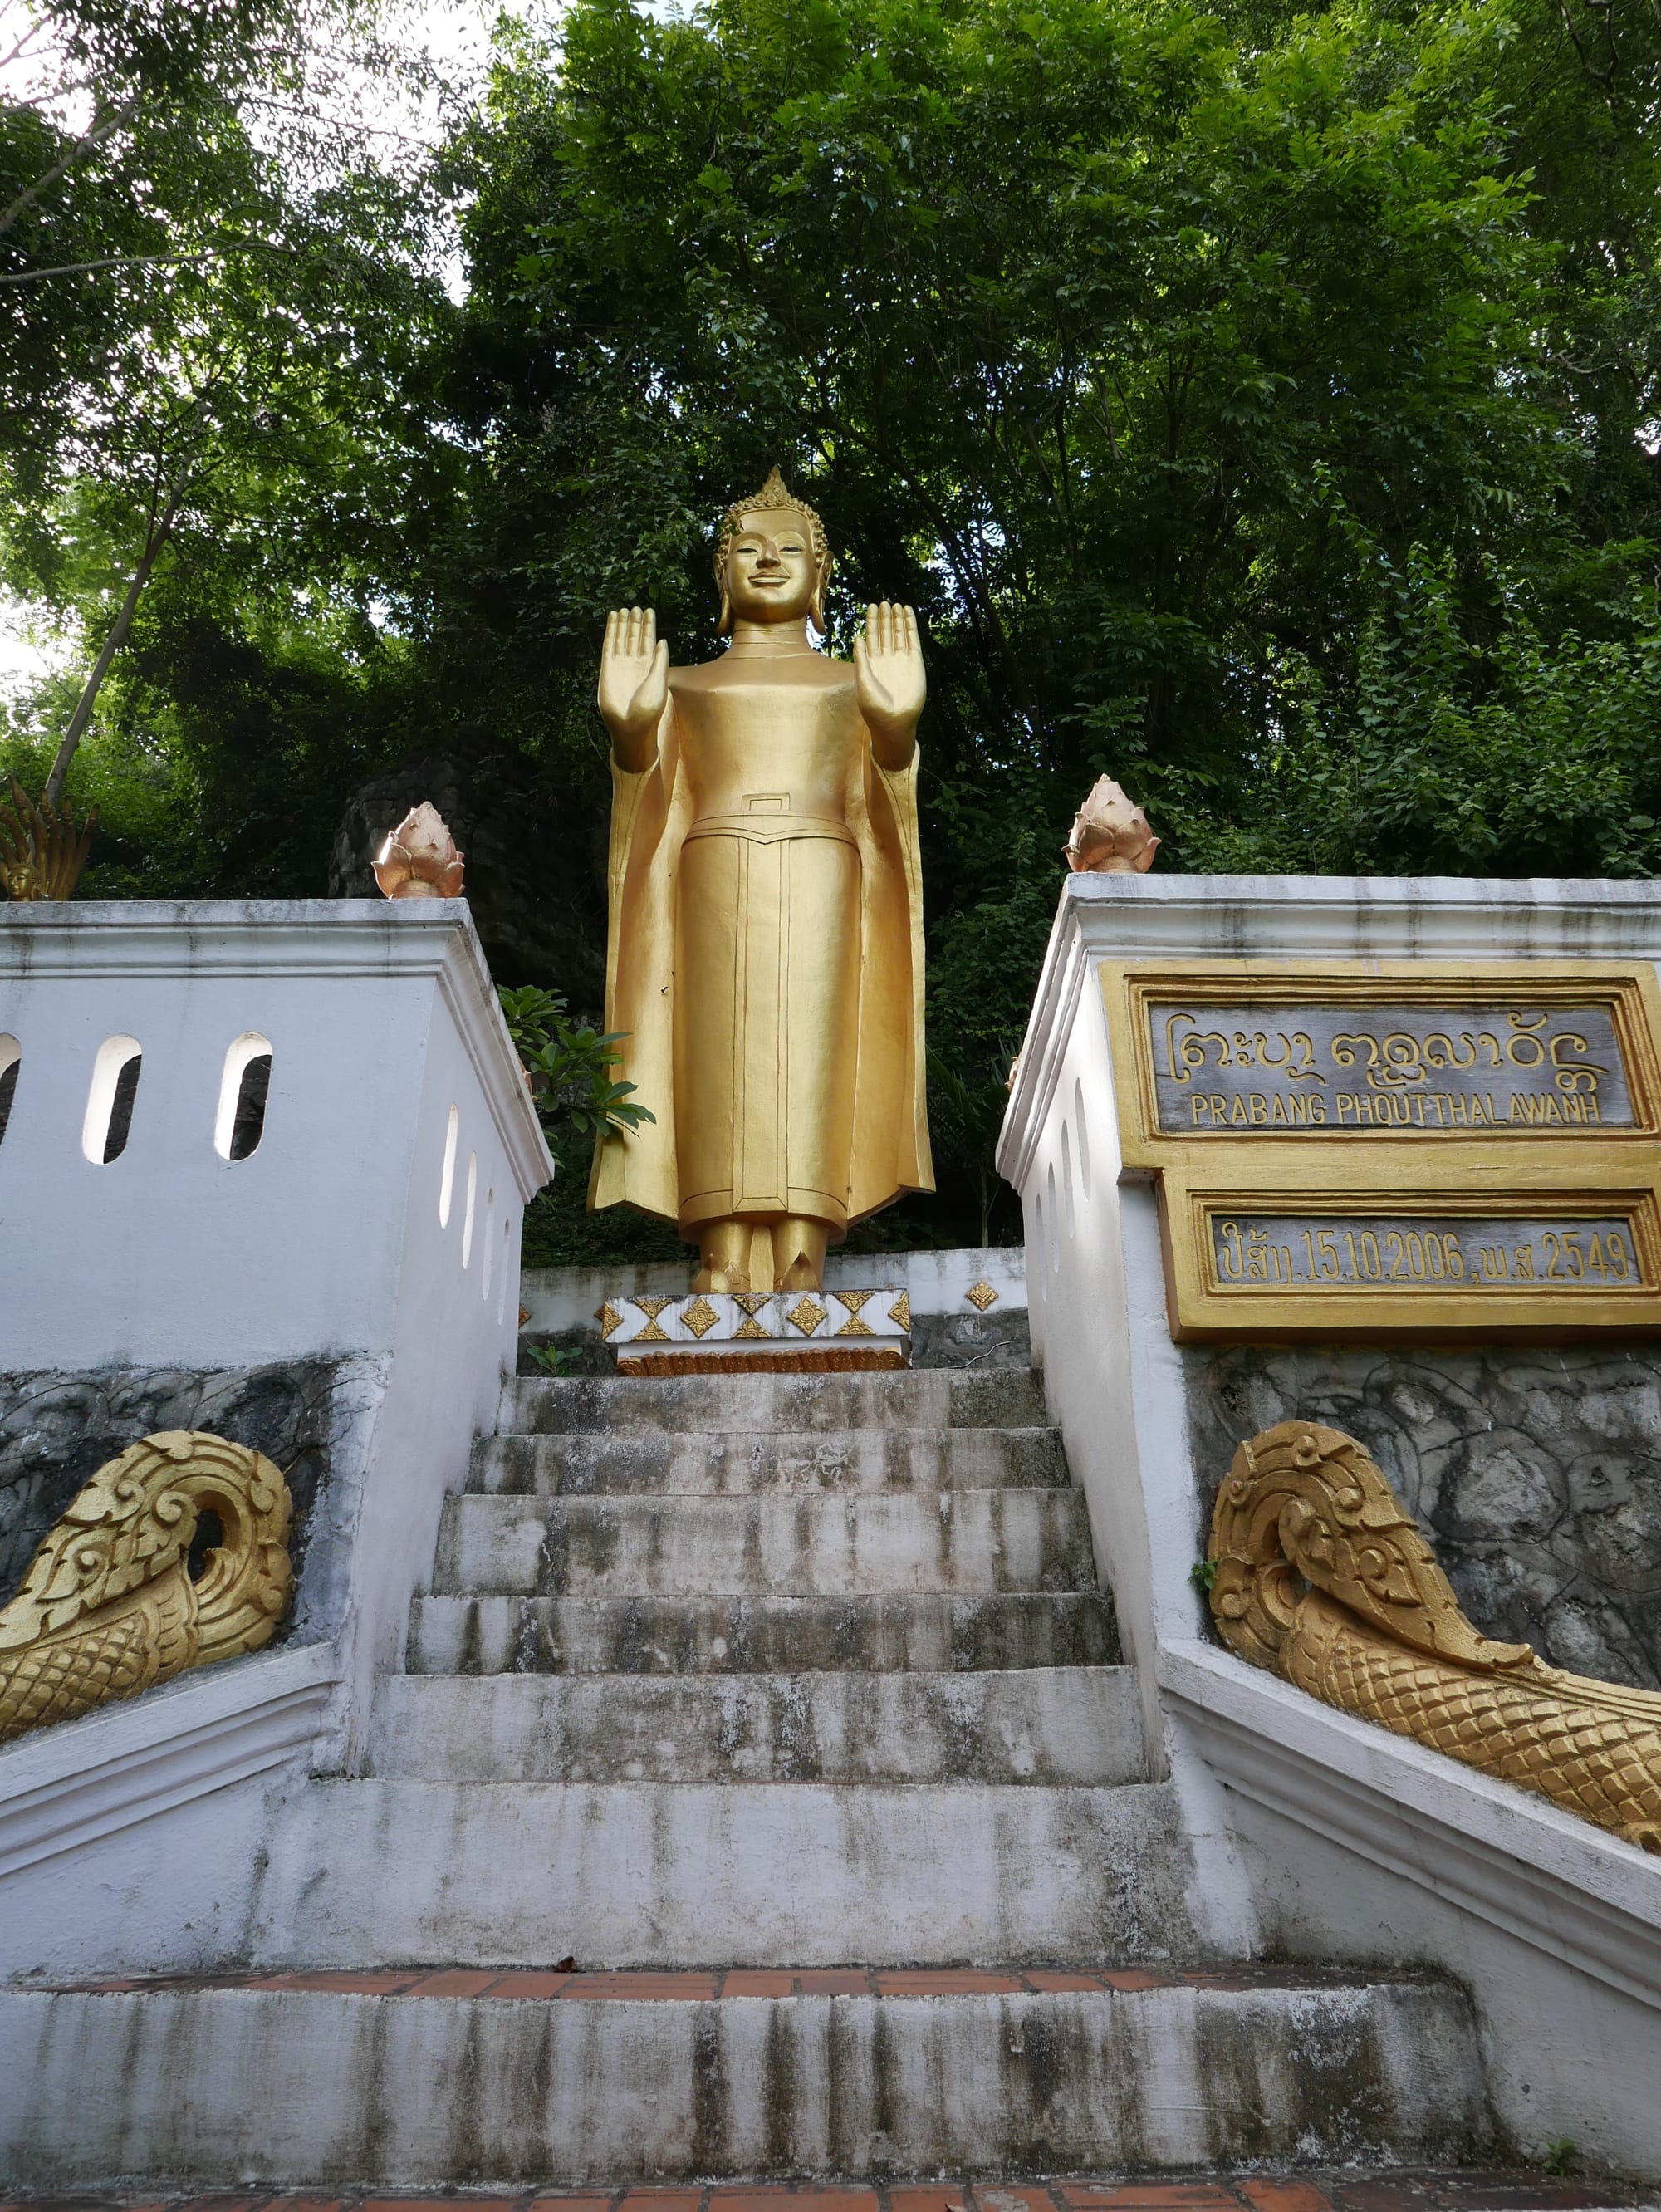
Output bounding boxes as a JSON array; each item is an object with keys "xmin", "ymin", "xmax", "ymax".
[
  {"xmin": 0, "ymin": 776, "xmax": 97, "ymax": 900},
  {"xmin": 0, "ymin": 1432, "xmax": 292, "ymax": 1744},
  {"xmin": 590, "ymin": 468, "xmax": 933, "ymax": 1296},
  {"xmin": 1208, "ymin": 1420, "xmax": 1661, "ymax": 1853}
]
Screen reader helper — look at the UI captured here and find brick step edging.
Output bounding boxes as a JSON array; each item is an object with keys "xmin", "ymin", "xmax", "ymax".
[{"xmin": 0, "ymin": 2169, "xmax": 1640, "ymax": 2212}]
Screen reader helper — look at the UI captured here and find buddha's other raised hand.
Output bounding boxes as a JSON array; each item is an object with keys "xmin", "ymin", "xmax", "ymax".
[
  {"xmin": 599, "ymin": 606, "xmax": 669, "ymax": 769},
  {"xmin": 854, "ymin": 601, "xmax": 925, "ymax": 768}
]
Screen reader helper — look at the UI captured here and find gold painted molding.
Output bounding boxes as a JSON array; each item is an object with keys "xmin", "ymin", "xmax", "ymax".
[
  {"xmin": 0, "ymin": 1432, "xmax": 292, "ymax": 1743},
  {"xmin": 1100, "ymin": 959, "xmax": 1661, "ymax": 1176},
  {"xmin": 1099, "ymin": 959, "xmax": 1661, "ymax": 1340},
  {"xmin": 1157, "ymin": 1162, "xmax": 1661, "ymax": 1340},
  {"xmin": 1207, "ymin": 1420, "xmax": 1661, "ymax": 1853}
]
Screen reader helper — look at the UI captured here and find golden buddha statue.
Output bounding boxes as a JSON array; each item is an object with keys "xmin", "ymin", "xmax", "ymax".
[{"xmin": 588, "ymin": 469, "xmax": 933, "ymax": 1292}]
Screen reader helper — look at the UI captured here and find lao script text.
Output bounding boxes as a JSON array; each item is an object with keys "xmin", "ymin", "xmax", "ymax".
[
  {"xmin": 1208, "ymin": 1212, "xmax": 1647, "ymax": 1292},
  {"xmin": 1149, "ymin": 1001, "xmax": 1634, "ymax": 1135}
]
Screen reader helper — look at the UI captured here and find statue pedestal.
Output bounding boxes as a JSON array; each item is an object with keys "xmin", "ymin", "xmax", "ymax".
[{"xmin": 597, "ymin": 1287, "xmax": 911, "ymax": 1376}]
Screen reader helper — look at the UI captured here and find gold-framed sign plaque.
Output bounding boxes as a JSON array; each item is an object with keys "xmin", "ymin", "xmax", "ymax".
[
  {"xmin": 1157, "ymin": 1166, "xmax": 1661, "ymax": 1341},
  {"xmin": 1097, "ymin": 960, "xmax": 1661, "ymax": 1341},
  {"xmin": 1101, "ymin": 961, "xmax": 1661, "ymax": 1174}
]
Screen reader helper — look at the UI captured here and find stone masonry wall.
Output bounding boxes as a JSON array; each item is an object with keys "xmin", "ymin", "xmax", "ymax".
[
  {"xmin": 1185, "ymin": 1344, "xmax": 1661, "ymax": 1692},
  {"xmin": 0, "ymin": 1362, "xmax": 346, "ymax": 1640}
]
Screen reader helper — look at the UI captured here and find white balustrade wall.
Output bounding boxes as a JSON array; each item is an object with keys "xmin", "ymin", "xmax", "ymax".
[
  {"xmin": 997, "ymin": 873, "xmax": 1661, "ymax": 2173},
  {"xmin": 0, "ymin": 901, "xmax": 551, "ymax": 1976},
  {"xmin": 0, "ymin": 900, "xmax": 549, "ymax": 1371}
]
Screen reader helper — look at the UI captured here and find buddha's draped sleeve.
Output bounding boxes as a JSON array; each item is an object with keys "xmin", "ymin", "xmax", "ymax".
[
  {"xmin": 586, "ymin": 714, "xmax": 687, "ymax": 1221},
  {"xmin": 846, "ymin": 745, "xmax": 934, "ymax": 1219}
]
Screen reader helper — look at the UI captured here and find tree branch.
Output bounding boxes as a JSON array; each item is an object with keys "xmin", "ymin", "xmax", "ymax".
[
  {"xmin": 43, "ymin": 470, "xmax": 191, "ymax": 805},
  {"xmin": 0, "ymin": 243, "xmax": 262, "ymax": 283},
  {"xmin": 0, "ymin": 103, "xmax": 128, "ymax": 242}
]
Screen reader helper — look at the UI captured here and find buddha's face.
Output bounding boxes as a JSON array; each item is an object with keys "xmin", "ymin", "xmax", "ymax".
[{"xmin": 724, "ymin": 508, "xmax": 819, "ymax": 624}]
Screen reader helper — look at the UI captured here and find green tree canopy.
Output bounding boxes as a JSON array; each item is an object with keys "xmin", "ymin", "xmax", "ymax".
[
  {"xmin": 427, "ymin": 0, "xmax": 1660, "ymax": 1139},
  {"xmin": 4, "ymin": 0, "xmax": 1659, "ymax": 1250},
  {"xmin": 0, "ymin": 0, "xmax": 451, "ymax": 886}
]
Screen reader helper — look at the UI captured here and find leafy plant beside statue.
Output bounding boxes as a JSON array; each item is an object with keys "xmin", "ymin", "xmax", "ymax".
[{"xmin": 497, "ymin": 983, "xmax": 654, "ymax": 1159}]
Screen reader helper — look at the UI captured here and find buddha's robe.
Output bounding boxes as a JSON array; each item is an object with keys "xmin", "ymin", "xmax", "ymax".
[{"xmin": 587, "ymin": 664, "xmax": 932, "ymax": 1235}]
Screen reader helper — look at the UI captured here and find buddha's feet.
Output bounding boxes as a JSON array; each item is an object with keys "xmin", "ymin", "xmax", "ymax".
[
  {"xmin": 690, "ymin": 1216, "xmax": 832, "ymax": 1292},
  {"xmin": 773, "ymin": 1217, "xmax": 829, "ymax": 1292},
  {"xmin": 693, "ymin": 1219, "xmax": 754, "ymax": 1294}
]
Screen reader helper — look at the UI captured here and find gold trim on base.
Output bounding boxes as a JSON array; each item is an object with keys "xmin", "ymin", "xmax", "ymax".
[
  {"xmin": 1158, "ymin": 1164, "xmax": 1661, "ymax": 1341},
  {"xmin": 1101, "ymin": 959, "xmax": 1661, "ymax": 1174}
]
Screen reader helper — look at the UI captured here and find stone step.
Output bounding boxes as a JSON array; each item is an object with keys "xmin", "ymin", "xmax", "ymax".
[
  {"xmin": 0, "ymin": 1969, "xmax": 1497, "ymax": 2186},
  {"xmin": 432, "ymin": 1489, "xmax": 1096, "ymax": 1598},
  {"xmin": 366, "ymin": 1669, "xmax": 1147, "ymax": 1784},
  {"xmin": 406, "ymin": 1590, "xmax": 1122, "ymax": 1675},
  {"xmin": 248, "ymin": 1779, "xmax": 1200, "ymax": 1966},
  {"xmin": 502, "ymin": 1367, "xmax": 1047, "ymax": 1437},
  {"xmin": 470, "ymin": 1425, "xmax": 1066, "ymax": 1497}
]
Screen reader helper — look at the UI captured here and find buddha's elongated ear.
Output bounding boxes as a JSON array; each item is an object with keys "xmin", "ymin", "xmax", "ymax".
[
  {"xmin": 718, "ymin": 581, "xmax": 733, "ymax": 637},
  {"xmin": 809, "ymin": 552, "xmax": 832, "ymax": 635}
]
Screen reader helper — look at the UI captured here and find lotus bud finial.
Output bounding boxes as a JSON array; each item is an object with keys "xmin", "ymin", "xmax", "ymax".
[
  {"xmin": 1062, "ymin": 775, "xmax": 1159, "ymax": 875},
  {"xmin": 373, "ymin": 802, "xmax": 465, "ymax": 900}
]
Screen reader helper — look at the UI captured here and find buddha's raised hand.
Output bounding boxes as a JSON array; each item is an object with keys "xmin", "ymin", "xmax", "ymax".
[
  {"xmin": 853, "ymin": 601, "xmax": 925, "ymax": 767},
  {"xmin": 598, "ymin": 606, "xmax": 669, "ymax": 768}
]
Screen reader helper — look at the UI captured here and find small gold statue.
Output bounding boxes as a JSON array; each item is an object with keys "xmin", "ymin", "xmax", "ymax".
[
  {"xmin": 1063, "ymin": 773, "xmax": 1159, "ymax": 875},
  {"xmin": 373, "ymin": 802, "xmax": 465, "ymax": 899},
  {"xmin": 0, "ymin": 777, "xmax": 97, "ymax": 900},
  {"xmin": 591, "ymin": 468, "xmax": 933, "ymax": 1293}
]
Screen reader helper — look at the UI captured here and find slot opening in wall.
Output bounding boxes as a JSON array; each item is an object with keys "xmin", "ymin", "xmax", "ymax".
[
  {"xmin": 462, "ymin": 1151, "xmax": 478, "ymax": 1267},
  {"xmin": 482, "ymin": 1188, "xmax": 496, "ymax": 1299},
  {"xmin": 0, "ymin": 1036, "xmax": 18, "ymax": 1147},
  {"xmin": 213, "ymin": 1032, "xmax": 274, "ymax": 1161},
  {"xmin": 439, "ymin": 1104, "xmax": 458, "ymax": 1227},
  {"xmin": 82, "ymin": 1035, "xmax": 143, "ymax": 1164},
  {"xmin": 497, "ymin": 1216, "xmax": 512, "ymax": 1323}
]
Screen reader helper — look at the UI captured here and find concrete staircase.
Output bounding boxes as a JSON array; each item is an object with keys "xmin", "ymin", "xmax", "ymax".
[{"xmin": 2, "ymin": 1364, "xmax": 1501, "ymax": 2187}]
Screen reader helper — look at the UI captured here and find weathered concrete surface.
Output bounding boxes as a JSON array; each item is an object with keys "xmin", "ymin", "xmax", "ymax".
[
  {"xmin": 505, "ymin": 1370, "xmax": 1048, "ymax": 1437},
  {"xmin": 472, "ymin": 1423, "xmax": 1066, "ymax": 1497},
  {"xmin": 407, "ymin": 1591, "xmax": 1123, "ymax": 1675},
  {"xmin": 1188, "ymin": 1344, "xmax": 1661, "ymax": 1690},
  {"xmin": 998, "ymin": 876, "xmax": 1661, "ymax": 2171},
  {"xmin": 247, "ymin": 1778, "xmax": 1202, "ymax": 1967},
  {"xmin": 0, "ymin": 1979, "xmax": 1496, "ymax": 2187},
  {"xmin": 910, "ymin": 1307, "xmax": 1033, "ymax": 1371},
  {"xmin": 434, "ymin": 1489, "xmax": 1095, "ymax": 1599},
  {"xmin": 366, "ymin": 1667, "xmax": 1147, "ymax": 1784}
]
